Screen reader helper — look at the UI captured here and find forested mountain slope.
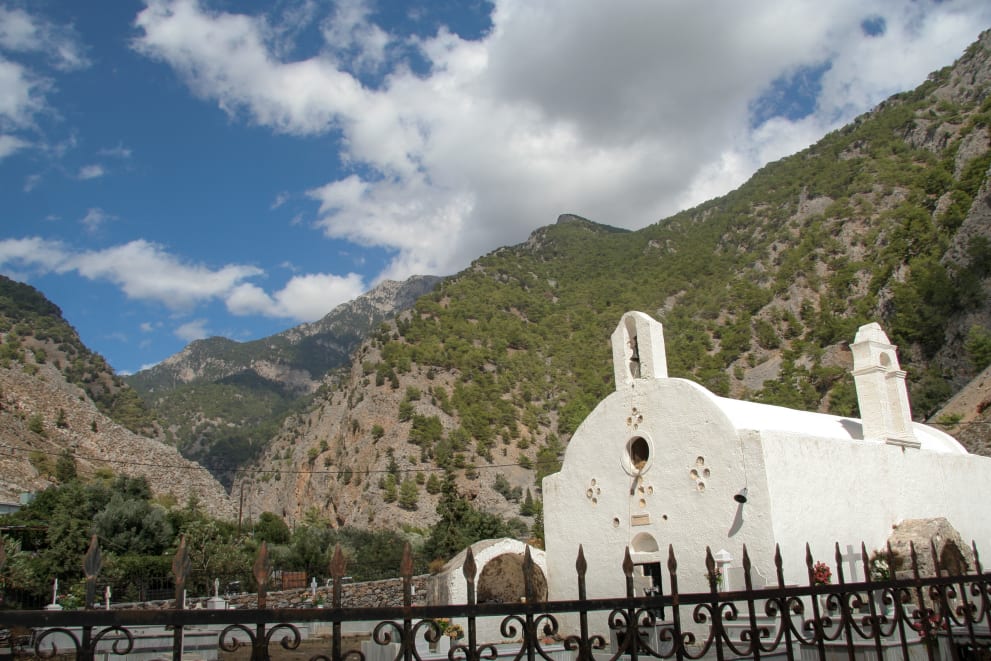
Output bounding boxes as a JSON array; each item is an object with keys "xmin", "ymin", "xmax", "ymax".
[
  {"xmin": 236, "ymin": 30, "xmax": 991, "ymax": 532},
  {"xmin": 126, "ymin": 276, "xmax": 441, "ymax": 485}
]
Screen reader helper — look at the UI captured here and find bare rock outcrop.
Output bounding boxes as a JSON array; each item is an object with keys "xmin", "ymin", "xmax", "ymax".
[{"xmin": 0, "ymin": 363, "xmax": 234, "ymax": 518}]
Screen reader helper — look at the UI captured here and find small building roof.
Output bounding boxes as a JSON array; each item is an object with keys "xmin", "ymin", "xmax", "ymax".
[{"xmin": 705, "ymin": 384, "xmax": 967, "ymax": 455}]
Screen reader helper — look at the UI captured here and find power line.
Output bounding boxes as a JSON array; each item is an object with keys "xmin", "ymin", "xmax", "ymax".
[{"xmin": 0, "ymin": 444, "xmax": 560, "ymax": 477}]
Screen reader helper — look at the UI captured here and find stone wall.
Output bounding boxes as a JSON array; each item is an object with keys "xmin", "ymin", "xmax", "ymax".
[{"xmin": 111, "ymin": 575, "xmax": 431, "ymax": 610}]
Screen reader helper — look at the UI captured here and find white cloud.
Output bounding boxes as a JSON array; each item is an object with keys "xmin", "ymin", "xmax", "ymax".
[
  {"xmin": 98, "ymin": 143, "xmax": 132, "ymax": 159},
  {"xmin": 0, "ymin": 133, "xmax": 28, "ymax": 159},
  {"xmin": 132, "ymin": 0, "xmax": 991, "ymax": 284},
  {"xmin": 0, "ymin": 6, "xmax": 90, "ymax": 71},
  {"xmin": 0, "ymin": 7, "xmax": 89, "ymax": 159},
  {"xmin": 320, "ymin": 0, "xmax": 391, "ymax": 74},
  {"xmin": 23, "ymin": 173, "xmax": 41, "ymax": 191},
  {"xmin": 0, "ymin": 56, "xmax": 46, "ymax": 129},
  {"xmin": 80, "ymin": 207, "xmax": 113, "ymax": 232},
  {"xmin": 0, "ymin": 235, "xmax": 361, "ymax": 322},
  {"xmin": 0, "ymin": 237, "xmax": 263, "ymax": 309},
  {"xmin": 78, "ymin": 163, "xmax": 105, "ymax": 180},
  {"xmin": 226, "ymin": 271, "xmax": 365, "ymax": 321},
  {"xmin": 175, "ymin": 318, "xmax": 210, "ymax": 341}
]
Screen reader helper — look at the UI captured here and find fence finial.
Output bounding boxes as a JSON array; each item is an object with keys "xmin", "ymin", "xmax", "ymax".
[
  {"xmin": 833, "ymin": 542, "xmax": 845, "ymax": 584},
  {"xmin": 254, "ymin": 541, "xmax": 271, "ymax": 607},
  {"xmin": 576, "ymin": 545, "xmax": 587, "ymax": 577},
  {"xmin": 400, "ymin": 542, "xmax": 413, "ymax": 578},
  {"xmin": 83, "ymin": 535, "xmax": 102, "ymax": 609},
  {"xmin": 464, "ymin": 546, "xmax": 477, "ymax": 583},
  {"xmin": 331, "ymin": 544, "xmax": 347, "ymax": 579}
]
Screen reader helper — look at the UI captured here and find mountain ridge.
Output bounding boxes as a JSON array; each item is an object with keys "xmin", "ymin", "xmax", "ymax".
[
  {"xmin": 125, "ymin": 275, "xmax": 443, "ymax": 485},
  {"xmin": 232, "ymin": 28, "xmax": 991, "ymax": 531}
]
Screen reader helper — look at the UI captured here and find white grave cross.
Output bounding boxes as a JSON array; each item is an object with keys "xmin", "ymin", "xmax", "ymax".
[{"xmin": 840, "ymin": 544, "xmax": 863, "ymax": 582}]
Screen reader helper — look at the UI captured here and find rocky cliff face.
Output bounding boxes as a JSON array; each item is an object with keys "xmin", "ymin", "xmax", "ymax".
[
  {"xmin": 233, "ymin": 326, "xmax": 536, "ymax": 531},
  {"xmin": 0, "ymin": 361, "xmax": 234, "ymax": 518}
]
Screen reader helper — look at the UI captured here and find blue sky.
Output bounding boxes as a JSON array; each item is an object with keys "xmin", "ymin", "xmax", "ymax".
[{"xmin": 1, "ymin": 1, "xmax": 989, "ymax": 375}]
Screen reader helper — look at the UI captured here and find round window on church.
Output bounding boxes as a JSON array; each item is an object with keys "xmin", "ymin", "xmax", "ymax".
[{"xmin": 625, "ymin": 436, "xmax": 652, "ymax": 475}]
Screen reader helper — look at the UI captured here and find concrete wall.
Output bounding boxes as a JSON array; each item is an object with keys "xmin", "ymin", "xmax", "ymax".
[
  {"xmin": 543, "ymin": 378, "xmax": 777, "ymax": 610},
  {"xmin": 761, "ymin": 432, "xmax": 991, "ymax": 583}
]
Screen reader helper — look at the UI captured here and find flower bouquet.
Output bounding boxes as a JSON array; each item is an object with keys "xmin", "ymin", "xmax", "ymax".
[{"xmin": 812, "ymin": 561, "xmax": 832, "ymax": 585}]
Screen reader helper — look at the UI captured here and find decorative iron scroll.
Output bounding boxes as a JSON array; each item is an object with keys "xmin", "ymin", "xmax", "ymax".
[{"xmin": 3, "ymin": 537, "xmax": 990, "ymax": 661}]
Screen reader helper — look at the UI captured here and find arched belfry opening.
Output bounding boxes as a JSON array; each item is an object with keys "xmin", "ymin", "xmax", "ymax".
[
  {"xmin": 477, "ymin": 553, "xmax": 548, "ymax": 603},
  {"xmin": 611, "ymin": 312, "xmax": 668, "ymax": 390}
]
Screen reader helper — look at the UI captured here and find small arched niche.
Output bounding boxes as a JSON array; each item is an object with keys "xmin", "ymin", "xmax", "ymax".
[
  {"xmin": 631, "ymin": 532, "xmax": 659, "ymax": 553},
  {"xmin": 477, "ymin": 553, "xmax": 548, "ymax": 603}
]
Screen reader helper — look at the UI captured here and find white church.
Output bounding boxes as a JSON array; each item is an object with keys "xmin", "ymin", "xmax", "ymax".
[{"xmin": 541, "ymin": 311, "xmax": 987, "ymax": 608}]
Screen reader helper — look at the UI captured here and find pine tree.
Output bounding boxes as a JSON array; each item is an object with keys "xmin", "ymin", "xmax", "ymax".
[
  {"xmin": 520, "ymin": 488, "xmax": 535, "ymax": 516},
  {"xmin": 383, "ymin": 474, "xmax": 398, "ymax": 503},
  {"xmin": 399, "ymin": 477, "xmax": 419, "ymax": 511}
]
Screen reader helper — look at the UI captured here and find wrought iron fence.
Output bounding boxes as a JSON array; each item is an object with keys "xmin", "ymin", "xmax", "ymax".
[{"xmin": 1, "ymin": 534, "xmax": 990, "ymax": 661}]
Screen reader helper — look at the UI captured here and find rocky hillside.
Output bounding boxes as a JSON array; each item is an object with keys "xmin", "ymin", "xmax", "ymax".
[
  {"xmin": 0, "ymin": 278, "xmax": 233, "ymax": 517},
  {"xmin": 0, "ymin": 275, "xmax": 158, "ymax": 437},
  {"xmin": 235, "ymin": 30, "xmax": 991, "ymax": 532},
  {"xmin": 126, "ymin": 276, "xmax": 441, "ymax": 485}
]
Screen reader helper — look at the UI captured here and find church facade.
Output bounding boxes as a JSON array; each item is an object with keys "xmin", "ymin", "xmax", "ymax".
[{"xmin": 542, "ymin": 311, "xmax": 986, "ymax": 610}]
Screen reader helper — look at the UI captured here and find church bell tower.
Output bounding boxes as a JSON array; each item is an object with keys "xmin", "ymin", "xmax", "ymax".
[
  {"xmin": 851, "ymin": 323, "xmax": 920, "ymax": 449},
  {"xmin": 611, "ymin": 311, "xmax": 668, "ymax": 390}
]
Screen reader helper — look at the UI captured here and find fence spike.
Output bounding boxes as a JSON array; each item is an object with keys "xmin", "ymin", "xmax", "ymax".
[
  {"xmin": 576, "ymin": 545, "xmax": 588, "ymax": 577},
  {"xmin": 331, "ymin": 544, "xmax": 347, "ymax": 579},
  {"xmin": 172, "ymin": 535, "xmax": 190, "ymax": 584},
  {"xmin": 254, "ymin": 541, "xmax": 271, "ymax": 608},
  {"xmin": 83, "ymin": 535, "xmax": 102, "ymax": 609},
  {"xmin": 909, "ymin": 541, "xmax": 919, "ymax": 577},
  {"xmin": 464, "ymin": 546, "xmax": 477, "ymax": 583},
  {"xmin": 861, "ymin": 542, "xmax": 871, "ymax": 582},
  {"xmin": 523, "ymin": 545, "xmax": 535, "ymax": 602},
  {"xmin": 834, "ymin": 542, "xmax": 846, "ymax": 584},
  {"xmin": 774, "ymin": 544, "xmax": 783, "ymax": 575},
  {"xmin": 622, "ymin": 546, "xmax": 634, "ymax": 577},
  {"xmin": 400, "ymin": 542, "xmax": 413, "ymax": 579},
  {"xmin": 83, "ymin": 534, "xmax": 102, "ymax": 580},
  {"xmin": 973, "ymin": 541, "xmax": 983, "ymax": 574},
  {"xmin": 705, "ymin": 547, "xmax": 717, "ymax": 592},
  {"xmin": 667, "ymin": 544, "xmax": 677, "ymax": 574},
  {"xmin": 805, "ymin": 543, "xmax": 814, "ymax": 575},
  {"xmin": 930, "ymin": 538, "xmax": 942, "ymax": 577},
  {"xmin": 172, "ymin": 535, "xmax": 190, "ymax": 608},
  {"xmin": 742, "ymin": 544, "xmax": 751, "ymax": 573}
]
